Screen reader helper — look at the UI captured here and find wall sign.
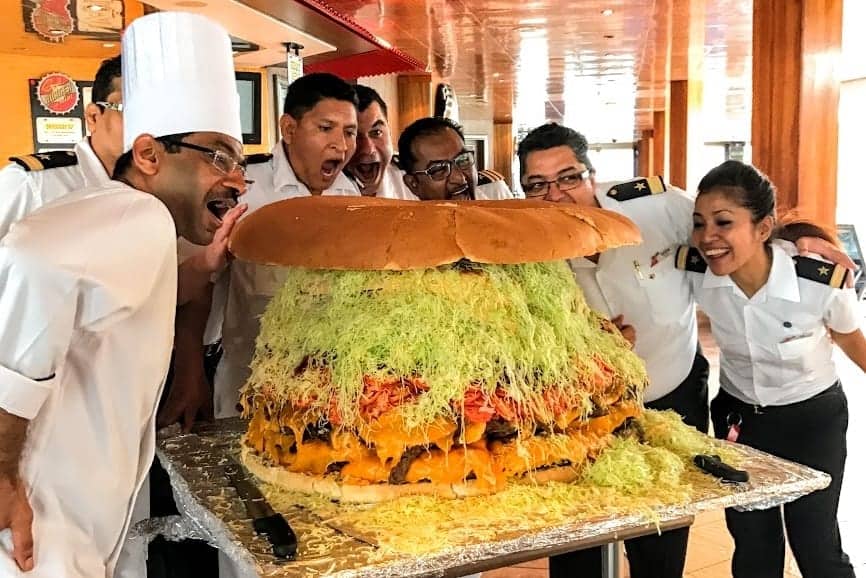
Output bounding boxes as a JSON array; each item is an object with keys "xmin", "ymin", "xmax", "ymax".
[
  {"xmin": 30, "ymin": 73, "xmax": 91, "ymax": 152},
  {"xmin": 23, "ymin": 0, "xmax": 123, "ymax": 44}
]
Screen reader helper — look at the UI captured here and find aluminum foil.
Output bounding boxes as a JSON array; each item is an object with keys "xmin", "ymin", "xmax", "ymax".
[{"xmin": 143, "ymin": 418, "xmax": 830, "ymax": 577}]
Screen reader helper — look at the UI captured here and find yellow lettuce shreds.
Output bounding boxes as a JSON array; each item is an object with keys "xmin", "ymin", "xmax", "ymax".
[
  {"xmin": 637, "ymin": 409, "xmax": 741, "ymax": 465},
  {"xmin": 244, "ymin": 261, "xmax": 648, "ymax": 426}
]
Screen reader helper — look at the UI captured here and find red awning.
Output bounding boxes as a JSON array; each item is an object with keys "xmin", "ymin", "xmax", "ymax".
[{"xmin": 304, "ymin": 48, "xmax": 425, "ymax": 79}]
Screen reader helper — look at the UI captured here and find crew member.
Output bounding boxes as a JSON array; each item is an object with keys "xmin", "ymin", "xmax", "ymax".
[
  {"xmin": 685, "ymin": 160, "xmax": 864, "ymax": 578},
  {"xmin": 397, "ymin": 116, "xmax": 513, "ymax": 201}
]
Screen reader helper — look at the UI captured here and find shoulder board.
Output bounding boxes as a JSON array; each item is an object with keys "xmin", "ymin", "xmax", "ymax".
[
  {"xmin": 674, "ymin": 245, "xmax": 707, "ymax": 273},
  {"xmin": 478, "ymin": 168, "xmax": 505, "ymax": 185},
  {"xmin": 244, "ymin": 153, "xmax": 272, "ymax": 165},
  {"xmin": 9, "ymin": 150, "xmax": 78, "ymax": 172},
  {"xmin": 607, "ymin": 176, "xmax": 666, "ymax": 201},
  {"xmin": 793, "ymin": 256, "xmax": 849, "ymax": 289}
]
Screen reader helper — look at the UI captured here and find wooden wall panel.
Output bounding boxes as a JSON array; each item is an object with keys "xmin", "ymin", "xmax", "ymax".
[
  {"xmin": 752, "ymin": 0, "xmax": 842, "ymax": 226},
  {"xmin": 652, "ymin": 109, "xmax": 669, "ymax": 178},
  {"xmin": 396, "ymin": 74, "xmax": 432, "ymax": 137},
  {"xmin": 493, "ymin": 120, "xmax": 514, "ymax": 189},
  {"xmin": 637, "ymin": 130, "xmax": 654, "ymax": 177}
]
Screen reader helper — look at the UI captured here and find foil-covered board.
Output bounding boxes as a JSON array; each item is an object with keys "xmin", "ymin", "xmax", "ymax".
[{"xmin": 143, "ymin": 418, "xmax": 830, "ymax": 578}]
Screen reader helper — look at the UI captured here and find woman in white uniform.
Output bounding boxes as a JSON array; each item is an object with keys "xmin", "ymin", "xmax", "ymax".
[{"xmin": 683, "ymin": 160, "xmax": 866, "ymax": 578}]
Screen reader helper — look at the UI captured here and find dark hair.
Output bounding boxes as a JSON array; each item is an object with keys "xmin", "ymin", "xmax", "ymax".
[
  {"xmin": 516, "ymin": 123, "xmax": 593, "ymax": 177},
  {"xmin": 111, "ymin": 132, "xmax": 192, "ymax": 180},
  {"xmin": 397, "ymin": 116, "xmax": 464, "ymax": 171},
  {"xmin": 697, "ymin": 160, "xmax": 776, "ymax": 224},
  {"xmin": 92, "ymin": 55, "xmax": 122, "ymax": 104},
  {"xmin": 355, "ymin": 84, "xmax": 388, "ymax": 117},
  {"xmin": 283, "ymin": 73, "xmax": 358, "ymax": 119}
]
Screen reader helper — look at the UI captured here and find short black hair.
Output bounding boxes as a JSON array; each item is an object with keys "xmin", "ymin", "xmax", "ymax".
[
  {"xmin": 517, "ymin": 123, "xmax": 593, "ymax": 177},
  {"xmin": 283, "ymin": 72, "xmax": 358, "ymax": 119},
  {"xmin": 92, "ymin": 55, "xmax": 122, "ymax": 104},
  {"xmin": 397, "ymin": 116, "xmax": 464, "ymax": 171},
  {"xmin": 355, "ymin": 84, "xmax": 388, "ymax": 117}
]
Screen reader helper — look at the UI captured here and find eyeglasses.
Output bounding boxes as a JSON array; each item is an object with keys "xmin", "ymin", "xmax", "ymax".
[
  {"xmin": 95, "ymin": 101, "xmax": 123, "ymax": 112},
  {"xmin": 410, "ymin": 150, "xmax": 475, "ymax": 181},
  {"xmin": 159, "ymin": 139, "xmax": 248, "ymax": 180},
  {"xmin": 523, "ymin": 169, "xmax": 591, "ymax": 198}
]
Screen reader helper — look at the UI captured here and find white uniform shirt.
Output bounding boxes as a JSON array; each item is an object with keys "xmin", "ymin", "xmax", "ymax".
[
  {"xmin": 0, "ymin": 184, "xmax": 176, "ymax": 578},
  {"xmin": 568, "ymin": 182, "xmax": 697, "ymax": 401},
  {"xmin": 213, "ymin": 141, "xmax": 359, "ymax": 417},
  {"xmin": 475, "ymin": 179, "xmax": 514, "ymax": 200},
  {"xmin": 0, "ymin": 140, "xmax": 111, "ymax": 238},
  {"xmin": 376, "ymin": 161, "xmax": 417, "ymax": 199},
  {"xmin": 688, "ymin": 243, "xmax": 861, "ymax": 407}
]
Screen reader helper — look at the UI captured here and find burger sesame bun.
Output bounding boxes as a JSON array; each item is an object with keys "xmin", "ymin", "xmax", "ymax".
[{"xmin": 228, "ymin": 197, "xmax": 641, "ymax": 270}]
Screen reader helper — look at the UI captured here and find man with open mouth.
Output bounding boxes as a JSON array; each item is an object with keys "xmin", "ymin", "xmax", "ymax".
[
  {"xmin": 397, "ymin": 116, "xmax": 514, "ymax": 201},
  {"xmin": 344, "ymin": 85, "xmax": 416, "ymax": 199}
]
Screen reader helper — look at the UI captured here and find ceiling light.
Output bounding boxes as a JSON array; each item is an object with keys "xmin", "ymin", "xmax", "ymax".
[
  {"xmin": 601, "ymin": 9, "xmax": 614, "ymax": 16},
  {"xmin": 102, "ymin": 42, "xmax": 116, "ymax": 48},
  {"xmin": 519, "ymin": 18, "xmax": 547, "ymax": 25},
  {"xmin": 88, "ymin": 4, "xmax": 104, "ymax": 11}
]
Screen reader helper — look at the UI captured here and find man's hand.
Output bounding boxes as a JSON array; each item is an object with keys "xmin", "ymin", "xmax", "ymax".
[
  {"xmin": 611, "ymin": 314, "xmax": 636, "ymax": 348},
  {"xmin": 200, "ymin": 203, "xmax": 247, "ymax": 274},
  {"xmin": 0, "ymin": 476, "xmax": 34, "ymax": 572},
  {"xmin": 796, "ymin": 237, "xmax": 857, "ymax": 280},
  {"xmin": 157, "ymin": 369, "xmax": 213, "ymax": 433}
]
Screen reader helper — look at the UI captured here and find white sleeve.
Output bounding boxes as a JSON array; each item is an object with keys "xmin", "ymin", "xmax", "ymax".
[
  {"xmin": 0, "ymin": 247, "xmax": 77, "ymax": 419},
  {"xmin": 824, "ymin": 287, "xmax": 861, "ymax": 334},
  {"xmin": 0, "ymin": 165, "xmax": 42, "ymax": 239},
  {"xmin": 663, "ymin": 185, "xmax": 697, "ymax": 246}
]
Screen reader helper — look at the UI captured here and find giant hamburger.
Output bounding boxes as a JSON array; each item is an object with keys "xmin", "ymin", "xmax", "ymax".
[{"xmin": 230, "ymin": 197, "xmax": 648, "ymax": 502}]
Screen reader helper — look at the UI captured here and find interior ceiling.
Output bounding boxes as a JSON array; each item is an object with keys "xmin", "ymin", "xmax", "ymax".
[{"xmin": 312, "ymin": 0, "xmax": 753, "ymax": 142}]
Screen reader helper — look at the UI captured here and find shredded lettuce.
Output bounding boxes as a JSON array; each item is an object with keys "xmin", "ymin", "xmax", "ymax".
[
  {"xmin": 245, "ymin": 261, "xmax": 648, "ymax": 426},
  {"xmin": 637, "ymin": 409, "xmax": 741, "ymax": 465}
]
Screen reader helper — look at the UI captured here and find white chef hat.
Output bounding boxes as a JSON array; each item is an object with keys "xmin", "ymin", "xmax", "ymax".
[{"xmin": 121, "ymin": 11, "xmax": 242, "ymax": 153}]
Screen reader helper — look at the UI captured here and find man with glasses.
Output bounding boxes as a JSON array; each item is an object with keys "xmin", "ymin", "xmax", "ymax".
[
  {"xmin": 0, "ymin": 11, "xmax": 245, "ymax": 577},
  {"xmin": 518, "ymin": 122, "xmax": 706, "ymax": 578},
  {"xmin": 0, "ymin": 55, "xmax": 123, "ymax": 237},
  {"xmin": 397, "ymin": 116, "xmax": 513, "ymax": 200}
]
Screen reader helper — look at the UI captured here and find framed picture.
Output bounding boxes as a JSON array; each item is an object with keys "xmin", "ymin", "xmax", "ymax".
[
  {"xmin": 234, "ymin": 71, "xmax": 262, "ymax": 145},
  {"xmin": 271, "ymin": 70, "xmax": 289, "ymax": 146},
  {"xmin": 464, "ymin": 135, "xmax": 489, "ymax": 171}
]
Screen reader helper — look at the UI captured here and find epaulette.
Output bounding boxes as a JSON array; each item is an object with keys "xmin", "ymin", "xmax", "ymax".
[
  {"xmin": 674, "ymin": 245, "xmax": 707, "ymax": 273},
  {"xmin": 244, "ymin": 153, "xmax": 272, "ymax": 165},
  {"xmin": 607, "ymin": 176, "xmax": 666, "ymax": 201},
  {"xmin": 9, "ymin": 150, "xmax": 77, "ymax": 172},
  {"xmin": 793, "ymin": 256, "xmax": 849, "ymax": 289},
  {"xmin": 478, "ymin": 168, "xmax": 505, "ymax": 186}
]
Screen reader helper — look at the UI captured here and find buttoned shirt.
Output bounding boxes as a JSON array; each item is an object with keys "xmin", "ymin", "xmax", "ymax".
[
  {"xmin": 213, "ymin": 141, "xmax": 359, "ymax": 417},
  {"xmin": 568, "ymin": 181, "xmax": 697, "ymax": 401},
  {"xmin": 376, "ymin": 161, "xmax": 417, "ymax": 199},
  {"xmin": 688, "ymin": 243, "xmax": 861, "ymax": 406},
  {"xmin": 0, "ymin": 184, "xmax": 176, "ymax": 578},
  {"xmin": 0, "ymin": 140, "xmax": 111, "ymax": 238}
]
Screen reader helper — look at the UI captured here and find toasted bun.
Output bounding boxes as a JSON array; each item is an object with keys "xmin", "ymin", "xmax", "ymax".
[{"xmin": 229, "ymin": 197, "xmax": 641, "ymax": 270}]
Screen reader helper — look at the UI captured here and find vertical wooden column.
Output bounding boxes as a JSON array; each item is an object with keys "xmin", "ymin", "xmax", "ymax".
[
  {"xmin": 652, "ymin": 109, "xmax": 669, "ymax": 178},
  {"xmin": 396, "ymin": 74, "xmax": 432, "ymax": 138},
  {"xmin": 752, "ymin": 0, "xmax": 842, "ymax": 225},
  {"xmin": 493, "ymin": 120, "xmax": 514, "ymax": 189},
  {"xmin": 637, "ymin": 129, "xmax": 654, "ymax": 177},
  {"xmin": 668, "ymin": 0, "xmax": 705, "ymax": 191}
]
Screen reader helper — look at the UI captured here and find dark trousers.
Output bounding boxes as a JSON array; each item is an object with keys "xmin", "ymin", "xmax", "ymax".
[
  {"xmin": 549, "ymin": 349, "xmax": 710, "ymax": 578},
  {"xmin": 711, "ymin": 384, "xmax": 854, "ymax": 578}
]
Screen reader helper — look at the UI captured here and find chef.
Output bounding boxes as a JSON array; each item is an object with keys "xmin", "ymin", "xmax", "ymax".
[{"xmin": 0, "ymin": 11, "xmax": 245, "ymax": 578}]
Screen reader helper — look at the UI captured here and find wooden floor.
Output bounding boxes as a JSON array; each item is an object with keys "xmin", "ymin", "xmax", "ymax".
[{"xmin": 482, "ymin": 311, "xmax": 866, "ymax": 578}]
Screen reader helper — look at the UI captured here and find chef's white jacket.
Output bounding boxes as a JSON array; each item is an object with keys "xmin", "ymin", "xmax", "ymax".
[{"xmin": 0, "ymin": 183, "xmax": 177, "ymax": 578}]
